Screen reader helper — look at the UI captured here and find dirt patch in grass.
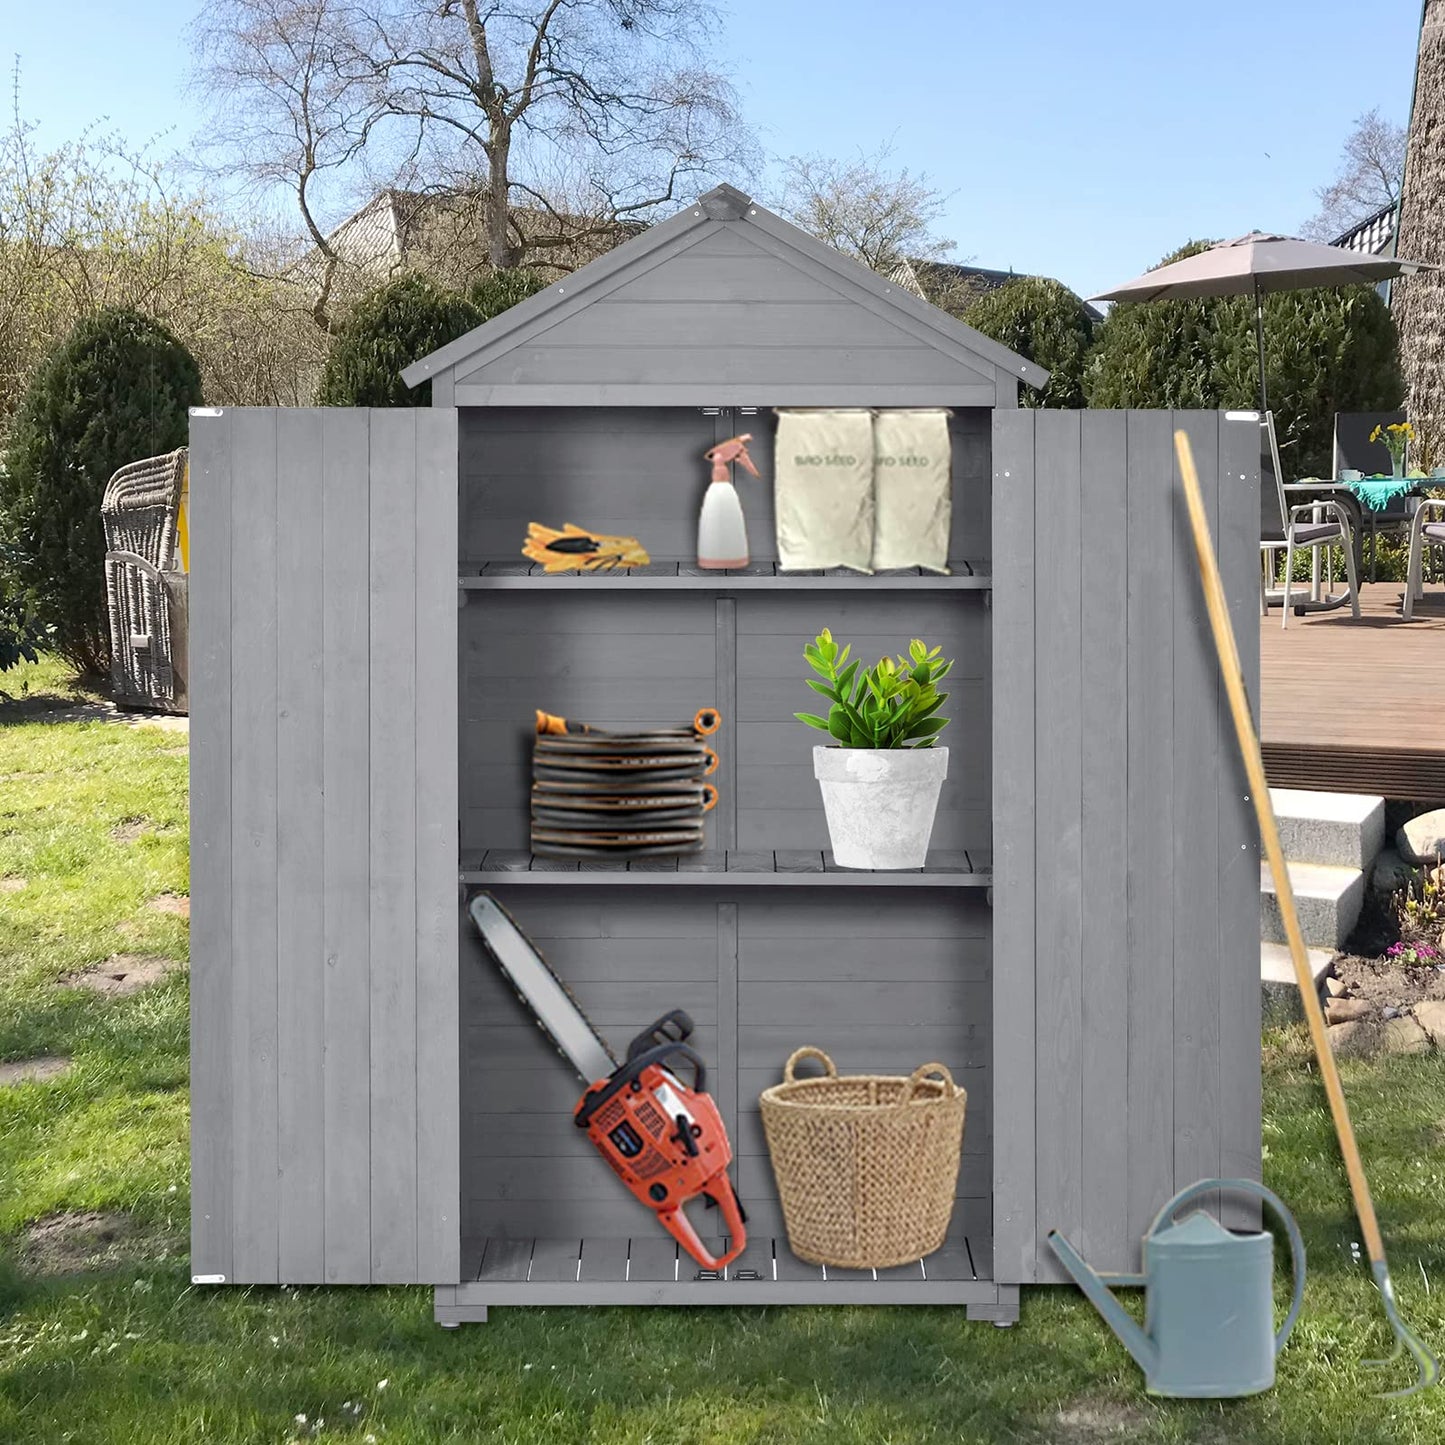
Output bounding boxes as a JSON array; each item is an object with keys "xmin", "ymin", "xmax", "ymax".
[
  {"xmin": 111, "ymin": 816, "xmax": 153, "ymax": 843},
  {"xmin": 61, "ymin": 955, "xmax": 182, "ymax": 997},
  {"xmin": 0, "ymin": 876, "xmax": 25, "ymax": 892},
  {"xmin": 1047, "ymin": 1399, "xmax": 1155, "ymax": 1442},
  {"xmin": 16, "ymin": 1210, "xmax": 154, "ymax": 1275},
  {"xmin": 146, "ymin": 893, "xmax": 189, "ymax": 919},
  {"xmin": 1332, "ymin": 955, "xmax": 1445, "ymax": 1010},
  {"xmin": 0, "ymin": 1055, "xmax": 72, "ymax": 1086}
]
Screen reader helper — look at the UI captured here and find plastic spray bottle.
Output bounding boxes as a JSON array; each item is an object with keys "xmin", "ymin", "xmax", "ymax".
[{"xmin": 698, "ymin": 434, "xmax": 760, "ymax": 569}]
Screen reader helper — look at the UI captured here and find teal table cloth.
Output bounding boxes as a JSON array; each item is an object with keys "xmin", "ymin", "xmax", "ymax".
[{"xmin": 1297, "ymin": 476, "xmax": 1423, "ymax": 512}]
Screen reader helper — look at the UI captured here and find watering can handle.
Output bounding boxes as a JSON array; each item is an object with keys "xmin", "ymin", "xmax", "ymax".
[{"xmin": 1148, "ymin": 1178, "xmax": 1306, "ymax": 1357}]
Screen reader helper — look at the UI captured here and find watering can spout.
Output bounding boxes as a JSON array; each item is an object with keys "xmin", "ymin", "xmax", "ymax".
[{"xmin": 1047, "ymin": 1230, "xmax": 1158, "ymax": 1377}]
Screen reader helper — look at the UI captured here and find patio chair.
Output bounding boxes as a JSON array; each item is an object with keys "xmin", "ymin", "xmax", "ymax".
[
  {"xmin": 1260, "ymin": 412, "xmax": 1360, "ymax": 628},
  {"xmin": 1402, "ymin": 499, "xmax": 1445, "ymax": 619},
  {"xmin": 1334, "ymin": 410, "xmax": 1411, "ymax": 581},
  {"xmin": 101, "ymin": 448, "xmax": 188, "ymax": 711}
]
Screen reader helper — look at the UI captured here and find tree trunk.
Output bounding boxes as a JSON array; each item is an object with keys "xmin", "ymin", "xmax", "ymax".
[
  {"xmin": 1395, "ymin": 1, "xmax": 1445, "ymax": 456},
  {"xmin": 485, "ymin": 129, "xmax": 523, "ymax": 270}
]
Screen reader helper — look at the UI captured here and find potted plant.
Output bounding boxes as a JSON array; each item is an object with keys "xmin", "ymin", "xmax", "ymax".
[{"xmin": 795, "ymin": 628, "xmax": 952, "ymax": 869}]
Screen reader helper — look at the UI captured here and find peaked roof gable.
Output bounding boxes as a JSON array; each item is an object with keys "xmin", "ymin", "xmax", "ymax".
[{"xmin": 402, "ymin": 184, "xmax": 1047, "ymax": 392}]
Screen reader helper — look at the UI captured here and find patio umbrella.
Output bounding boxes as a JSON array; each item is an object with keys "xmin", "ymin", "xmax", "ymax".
[{"xmin": 1090, "ymin": 232, "xmax": 1435, "ymax": 412}]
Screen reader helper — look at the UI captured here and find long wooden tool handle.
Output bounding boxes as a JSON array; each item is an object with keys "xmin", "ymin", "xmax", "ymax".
[{"xmin": 1174, "ymin": 430, "xmax": 1387, "ymax": 1265}]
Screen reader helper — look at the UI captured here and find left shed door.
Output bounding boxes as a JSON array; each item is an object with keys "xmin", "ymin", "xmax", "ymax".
[{"xmin": 188, "ymin": 407, "xmax": 459, "ymax": 1285}]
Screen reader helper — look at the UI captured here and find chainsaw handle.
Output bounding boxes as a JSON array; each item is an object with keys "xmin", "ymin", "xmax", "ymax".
[
  {"xmin": 575, "ymin": 1039, "xmax": 706, "ymax": 1128},
  {"xmin": 663, "ymin": 1180, "xmax": 747, "ymax": 1272},
  {"xmin": 626, "ymin": 1010, "xmax": 695, "ymax": 1061}
]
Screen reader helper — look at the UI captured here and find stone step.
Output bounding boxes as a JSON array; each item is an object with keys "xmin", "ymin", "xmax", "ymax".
[
  {"xmin": 1270, "ymin": 788, "xmax": 1385, "ymax": 870},
  {"xmin": 1260, "ymin": 861, "xmax": 1364, "ymax": 950},
  {"xmin": 1260, "ymin": 941, "xmax": 1336, "ymax": 1027}
]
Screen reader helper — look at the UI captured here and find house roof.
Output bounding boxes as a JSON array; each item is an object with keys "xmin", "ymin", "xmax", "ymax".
[
  {"xmin": 1331, "ymin": 201, "xmax": 1398, "ymax": 257},
  {"xmin": 402, "ymin": 184, "xmax": 1048, "ymax": 403}
]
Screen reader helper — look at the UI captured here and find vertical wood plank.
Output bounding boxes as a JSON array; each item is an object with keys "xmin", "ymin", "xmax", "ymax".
[
  {"xmin": 989, "ymin": 408, "xmax": 1036, "ymax": 1284},
  {"xmin": 1217, "ymin": 413, "xmax": 1264, "ymax": 1226},
  {"xmin": 1172, "ymin": 413, "xmax": 1223, "ymax": 1201},
  {"xmin": 369, "ymin": 410, "xmax": 420, "ymax": 1281},
  {"xmin": 275, "ymin": 410, "xmax": 326, "ymax": 1280},
  {"xmin": 188, "ymin": 408, "xmax": 234, "ymax": 1281},
  {"xmin": 1125, "ymin": 410, "xmax": 1176, "ymax": 1263},
  {"xmin": 1078, "ymin": 410, "xmax": 1130, "ymax": 1270},
  {"xmin": 716, "ymin": 903, "xmax": 740, "ymax": 1153},
  {"xmin": 414, "ymin": 408, "xmax": 461, "ymax": 1282},
  {"xmin": 229, "ymin": 407, "xmax": 280, "ymax": 1283},
  {"xmin": 1032, "ymin": 410, "xmax": 1084, "ymax": 1280},
  {"xmin": 322, "ymin": 409, "xmax": 373, "ymax": 1282},
  {"xmin": 715, "ymin": 599, "xmax": 738, "ymax": 851}
]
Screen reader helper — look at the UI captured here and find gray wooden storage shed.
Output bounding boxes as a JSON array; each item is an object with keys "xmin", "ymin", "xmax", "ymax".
[{"xmin": 189, "ymin": 185, "xmax": 1262, "ymax": 1326}]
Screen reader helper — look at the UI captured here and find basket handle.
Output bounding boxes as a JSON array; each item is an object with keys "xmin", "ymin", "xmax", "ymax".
[
  {"xmin": 902, "ymin": 1061, "xmax": 956, "ymax": 1103},
  {"xmin": 783, "ymin": 1047, "xmax": 837, "ymax": 1083}
]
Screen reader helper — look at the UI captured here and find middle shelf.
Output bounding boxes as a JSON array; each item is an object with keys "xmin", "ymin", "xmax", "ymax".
[
  {"xmin": 461, "ymin": 848, "xmax": 992, "ymax": 888},
  {"xmin": 459, "ymin": 559, "xmax": 991, "ymax": 591}
]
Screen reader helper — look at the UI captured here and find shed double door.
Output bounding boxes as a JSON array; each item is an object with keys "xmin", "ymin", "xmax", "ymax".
[{"xmin": 188, "ymin": 407, "xmax": 459, "ymax": 1284}]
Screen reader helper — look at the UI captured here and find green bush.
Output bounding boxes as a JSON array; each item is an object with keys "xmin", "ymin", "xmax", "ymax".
[
  {"xmin": 468, "ymin": 266, "xmax": 548, "ymax": 321},
  {"xmin": 316, "ymin": 276, "xmax": 482, "ymax": 407},
  {"xmin": 1084, "ymin": 241, "xmax": 1404, "ymax": 478},
  {"xmin": 0, "ymin": 539, "xmax": 48, "ymax": 672},
  {"xmin": 0, "ymin": 308, "xmax": 200, "ymax": 675},
  {"xmin": 964, "ymin": 277, "xmax": 1095, "ymax": 408}
]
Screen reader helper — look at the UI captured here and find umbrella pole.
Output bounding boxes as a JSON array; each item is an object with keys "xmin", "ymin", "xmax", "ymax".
[
  {"xmin": 1175, "ymin": 428, "xmax": 1438, "ymax": 1398},
  {"xmin": 1254, "ymin": 279, "xmax": 1269, "ymax": 414}
]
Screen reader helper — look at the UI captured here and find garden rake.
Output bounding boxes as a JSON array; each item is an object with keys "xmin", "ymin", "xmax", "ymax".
[{"xmin": 1175, "ymin": 428, "xmax": 1438, "ymax": 1398}]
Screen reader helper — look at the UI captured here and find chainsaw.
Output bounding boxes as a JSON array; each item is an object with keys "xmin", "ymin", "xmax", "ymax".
[{"xmin": 467, "ymin": 893, "xmax": 747, "ymax": 1271}]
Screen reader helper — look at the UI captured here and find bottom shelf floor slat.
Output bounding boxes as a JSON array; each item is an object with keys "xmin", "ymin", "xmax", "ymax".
[{"xmin": 447, "ymin": 1232, "xmax": 1007, "ymax": 1314}]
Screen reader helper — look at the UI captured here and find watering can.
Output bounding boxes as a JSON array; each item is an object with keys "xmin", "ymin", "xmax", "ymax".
[{"xmin": 1048, "ymin": 1178, "xmax": 1306, "ymax": 1398}]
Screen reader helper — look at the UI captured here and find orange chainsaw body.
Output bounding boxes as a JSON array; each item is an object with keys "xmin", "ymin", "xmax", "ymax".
[{"xmin": 574, "ymin": 1026, "xmax": 746, "ymax": 1272}]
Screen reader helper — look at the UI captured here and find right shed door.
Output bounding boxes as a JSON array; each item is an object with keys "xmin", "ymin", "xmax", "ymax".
[{"xmin": 990, "ymin": 409, "xmax": 1262, "ymax": 1284}]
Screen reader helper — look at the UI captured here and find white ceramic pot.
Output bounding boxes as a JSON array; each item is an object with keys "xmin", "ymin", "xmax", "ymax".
[{"xmin": 812, "ymin": 745, "xmax": 948, "ymax": 869}]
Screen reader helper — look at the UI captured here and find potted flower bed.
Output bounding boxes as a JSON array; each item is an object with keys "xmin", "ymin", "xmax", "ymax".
[{"xmin": 796, "ymin": 628, "xmax": 952, "ymax": 869}]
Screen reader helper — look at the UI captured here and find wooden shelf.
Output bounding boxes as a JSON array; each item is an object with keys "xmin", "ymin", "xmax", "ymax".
[
  {"xmin": 459, "ymin": 560, "xmax": 990, "ymax": 590},
  {"xmin": 461, "ymin": 848, "xmax": 991, "ymax": 887}
]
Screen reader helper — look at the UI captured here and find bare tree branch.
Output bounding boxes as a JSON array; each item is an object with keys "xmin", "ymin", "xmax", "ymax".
[{"xmin": 1302, "ymin": 107, "xmax": 1407, "ymax": 242}]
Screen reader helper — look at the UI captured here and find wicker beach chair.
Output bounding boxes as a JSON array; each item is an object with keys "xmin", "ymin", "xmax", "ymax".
[{"xmin": 101, "ymin": 449, "xmax": 188, "ymax": 711}]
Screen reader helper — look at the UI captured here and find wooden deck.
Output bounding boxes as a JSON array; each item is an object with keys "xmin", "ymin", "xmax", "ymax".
[{"xmin": 1261, "ymin": 582, "xmax": 1445, "ymax": 801}]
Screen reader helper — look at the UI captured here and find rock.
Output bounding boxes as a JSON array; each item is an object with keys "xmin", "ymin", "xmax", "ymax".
[
  {"xmin": 1324, "ymin": 975, "xmax": 1348, "ymax": 997},
  {"xmin": 1382, "ymin": 1006, "xmax": 1401, "ymax": 1019},
  {"xmin": 1328, "ymin": 1020, "xmax": 1375, "ymax": 1056},
  {"xmin": 1398, "ymin": 810, "xmax": 1445, "ymax": 866},
  {"xmin": 1413, "ymin": 1000, "xmax": 1445, "ymax": 1046},
  {"xmin": 1371, "ymin": 847, "xmax": 1418, "ymax": 896},
  {"xmin": 1382, "ymin": 1016, "xmax": 1432, "ymax": 1055},
  {"xmin": 1326, "ymin": 997, "xmax": 1373, "ymax": 1024}
]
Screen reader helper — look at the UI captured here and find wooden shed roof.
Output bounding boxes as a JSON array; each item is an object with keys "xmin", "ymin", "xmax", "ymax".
[{"xmin": 402, "ymin": 184, "xmax": 1048, "ymax": 407}]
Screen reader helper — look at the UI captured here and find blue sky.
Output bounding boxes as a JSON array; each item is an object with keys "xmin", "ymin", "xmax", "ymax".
[{"xmin": 5, "ymin": 0, "xmax": 1424, "ymax": 298}]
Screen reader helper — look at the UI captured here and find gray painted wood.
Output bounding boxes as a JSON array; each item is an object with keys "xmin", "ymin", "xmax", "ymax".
[
  {"xmin": 229, "ymin": 407, "xmax": 280, "ymax": 1283},
  {"xmin": 989, "ymin": 410, "xmax": 1261, "ymax": 1283},
  {"xmin": 1217, "ymin": 415, "xmax": 1265, "ymax": 1230},
  {"xmin": 368, "ymin": 411, "xmax": 421, "ymax": 1281},
  {"xmin": 275, "ymin": 410, "xmax": 326, "ymax": 1279},
  {"xmin": 1171, "ymin": 413, "xmax": 1223, "ymax": 1208},
  {"xmin": 321, "ymin": 408, "xmax": 373, "ymax": 1283},
  {"xmin": 1077, "ymin": 410, "xmax": 1129, "ymax": 1272},
  {"xmin": 715, "ymin": 600, "xmax": 738, "ymax": 851},
  {"xmin": 187, "ymin": 409, "xmax": 234, "ymax": 1282},
  {"xmin": 414, "ymin": 407, "xmax": 461, "ymax": 1281},
  {"xmin": 1124, "ymin": 408, "xmax": 1179, "ymax": 1271},
  {"xmin": 1031, "ymin": 411, "xmax": 1084, "ymax": 1271},
  {"xmin": 189, "ymin": 407, "xmax": 458, "ymax": 1286}
]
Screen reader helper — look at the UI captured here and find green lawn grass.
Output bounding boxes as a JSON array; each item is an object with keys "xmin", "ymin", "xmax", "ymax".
[{"xmin": 2, "ymin": 669, "xmax": 1443, "ymax": 1443}]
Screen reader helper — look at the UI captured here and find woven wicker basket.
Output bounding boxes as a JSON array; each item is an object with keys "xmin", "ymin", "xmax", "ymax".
[{"xmin": 759, "ymin": 1047, "xmax": 967, "ymax": 1269}]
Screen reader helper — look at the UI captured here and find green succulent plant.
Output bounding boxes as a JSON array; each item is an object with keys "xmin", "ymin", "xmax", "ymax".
[{"xmin": 795, "ymin": 628, "xmax": 952, "ymax": 749}]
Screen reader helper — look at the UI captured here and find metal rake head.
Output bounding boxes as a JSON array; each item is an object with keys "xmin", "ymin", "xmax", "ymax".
[{"xmin": 1366, "ymin": 1261, "xmax": 1440, "ymax": 1398}]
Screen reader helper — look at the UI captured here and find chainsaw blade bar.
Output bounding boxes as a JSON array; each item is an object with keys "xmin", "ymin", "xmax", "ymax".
[{"xmin": 468, "ymin": 893, "xmax": 617, "ymax": 1085}]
